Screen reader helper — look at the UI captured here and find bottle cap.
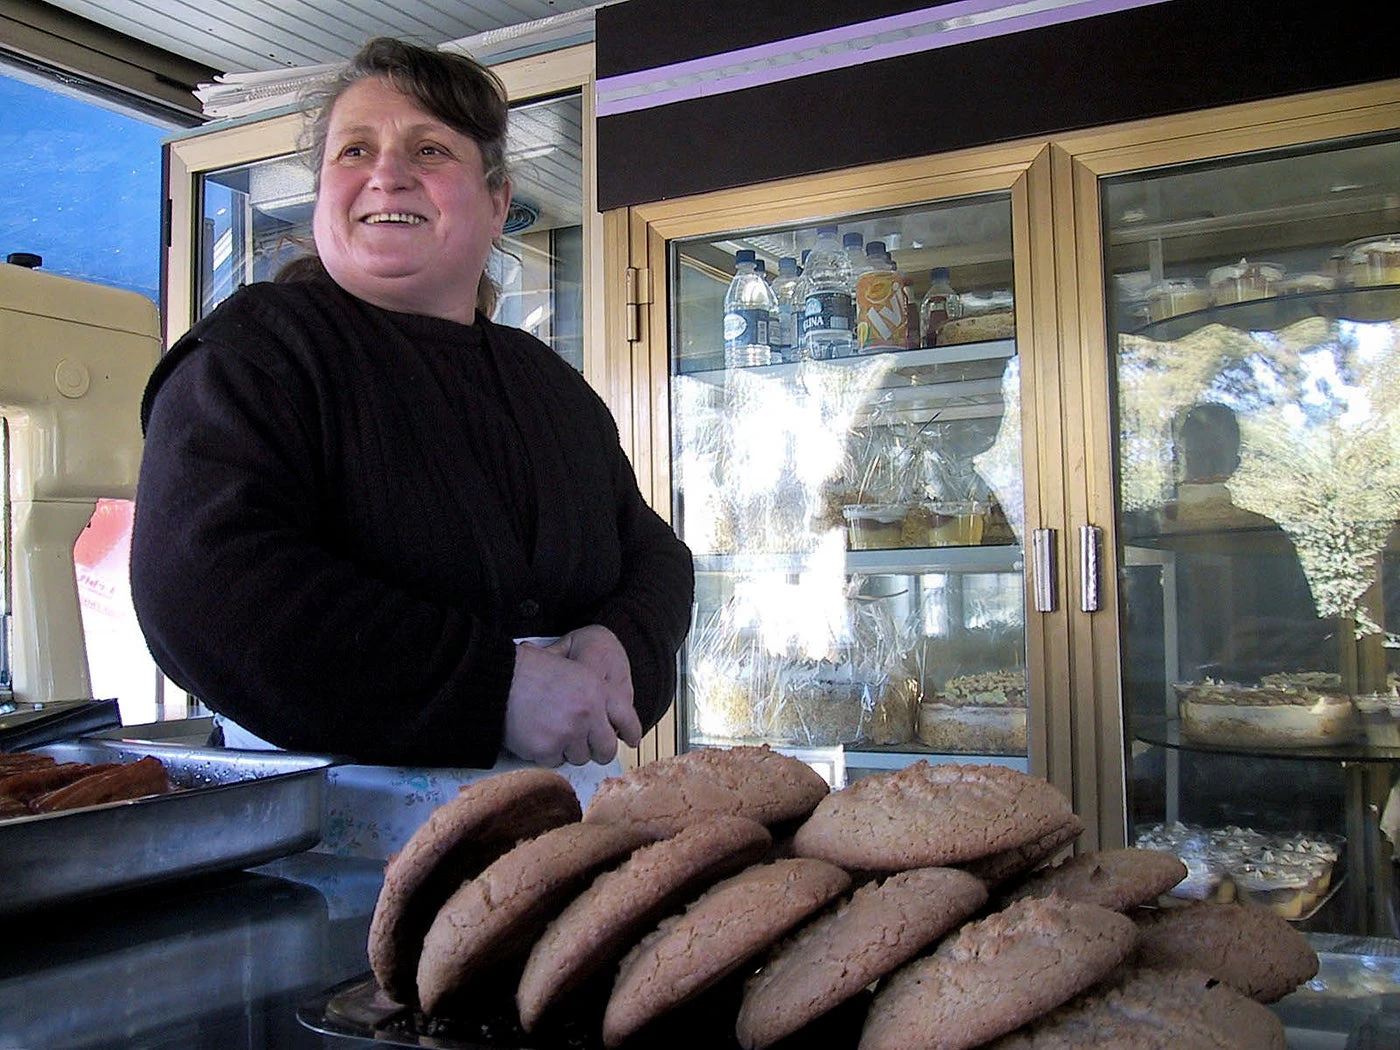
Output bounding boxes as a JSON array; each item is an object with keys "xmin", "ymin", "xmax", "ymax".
[
  {"xmin": 778, "ymin": 256, "xmax": 798, "ymax": 274},
  {"xmin": 866, "ymin": 241, "xmax": 886, "ymax": 256},
  {"xmin": 843, "ymin": 233, "xmax": 864, "ymax": 248},
  {"xmin": 816, "ymin": 225, "xmax": 838, "ymax": 237},
  {"xmin": 931, "ymin": 266, "xmax": 951, "ymax": 280},
  {"xmin": 734, "ymin": 249, "xmax": 756, "ymax": 265}
]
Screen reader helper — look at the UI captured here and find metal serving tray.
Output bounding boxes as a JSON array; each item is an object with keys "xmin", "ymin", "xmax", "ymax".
[{"xmin": 0, "ymin": 738, "xmax": 336, "ymax": 915}]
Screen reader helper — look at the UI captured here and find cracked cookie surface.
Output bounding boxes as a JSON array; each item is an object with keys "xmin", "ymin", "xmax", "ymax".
[
  {"xmin": 794, "ymin": 761, "xmax": 1075, "ymax": 871},
  {"xmin": 367, "ymin": 768, "xmax": 581, "ymax": 1004},
  {"xmin": 985, "ymin": 965, "xmax": 1287, "ymax": 1049},
  {"xmin": 999, "ymin": 847, "xmax": 1188, "ymax": 911},
  {"xmin": 1132, "ymin": 901, "xmax": 1319, "ymax": 1003},
  {"xmin": 603, "ymin": 857, "xmax": 851, "ymax": 1047},
  {"xmin": 582, "ymin": 744, "xmax": 829, "ymax": 835},
  {"xmin": 517, "ymin": 814, "xmax": 772, "ymax": 1031},
  {"xmin": 858, "ymin": 895, "xmax": 1139, "ymax": 1050},
  {"xmin": 737, "ymin": 866, "xmax": 988, "ymax": 1050},
  {"xmin": 416, "ymin": 820, "xmax": 655, "ymax": 1016}
]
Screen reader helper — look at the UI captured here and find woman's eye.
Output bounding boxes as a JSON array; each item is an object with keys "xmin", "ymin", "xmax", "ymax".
[{"xmin": 338, "ymin": 144, "xmax": 367, "ymax": 160}]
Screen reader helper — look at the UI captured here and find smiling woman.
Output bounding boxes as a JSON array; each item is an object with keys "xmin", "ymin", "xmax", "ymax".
[
  {"xmin": 128, "ymin": 38, "xmax": 694, "ymax": 814},
  {"xmin": 312, "ymin": 75, "xmax": 511, "ymax": 324}
]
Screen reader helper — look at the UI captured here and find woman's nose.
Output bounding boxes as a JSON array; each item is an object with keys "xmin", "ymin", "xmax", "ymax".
[{"xmin": 368, "ymin": 147, "xmax": 415, "ymax": 188}]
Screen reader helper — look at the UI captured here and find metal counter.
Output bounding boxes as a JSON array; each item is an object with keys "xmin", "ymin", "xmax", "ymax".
[{"xmin": 0, "ymin": 849, "xmax": 1398, "ymax": 1050}]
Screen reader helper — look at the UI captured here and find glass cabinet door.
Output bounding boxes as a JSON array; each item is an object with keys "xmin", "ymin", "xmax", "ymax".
[
  {"xmin": 190, "ymin": 91, "xmax": 589, "ymax": 369},
  {"xmin": 1104, "ymin": 134, "xmax": 1400, "ymax": 933},
  {"xmin": 670, "ymin": 194, "xmax": 1029, "ymax": 784}
]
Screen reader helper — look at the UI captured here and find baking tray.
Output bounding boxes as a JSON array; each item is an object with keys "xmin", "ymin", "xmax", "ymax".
[
  {"xmin": 0, "ymin": 738, "xmax": 336, "ymax": 915},
  {"xmin": 298, "ymin": 970, "xmax": 870, "ymax": 1050},
  {"xmin": 0, "ymin": 697, "xmax": 121, "ymax": 750}
]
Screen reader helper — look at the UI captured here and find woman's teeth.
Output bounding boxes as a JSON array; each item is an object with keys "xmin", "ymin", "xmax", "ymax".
[{"xmin": 364, "ymin": 213, "xmax": 425, "ymax": 225}]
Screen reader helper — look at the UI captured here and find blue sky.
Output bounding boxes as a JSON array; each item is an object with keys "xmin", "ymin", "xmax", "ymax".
[{"xmin": 0, "ymin": 71, "xmax": 169, "ymax": 301}]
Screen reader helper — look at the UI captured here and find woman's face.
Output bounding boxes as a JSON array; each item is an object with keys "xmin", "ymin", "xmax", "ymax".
[{"xmin": 313, "ymin": 76, "xmax": 510, "ymax": 324}]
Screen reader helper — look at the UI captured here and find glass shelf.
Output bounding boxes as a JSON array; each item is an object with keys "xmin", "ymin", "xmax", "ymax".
[
  {"xmin": 1134, "ymin": 715, "xmax": 1400, "ymax": 763},
  {"xmin": 692, "ymin": 543, "xmax": 1022, "ymax": 576},
  {"xmin": 1129, "ymin": 284, "xmax": 1400, "ymax": 342}
]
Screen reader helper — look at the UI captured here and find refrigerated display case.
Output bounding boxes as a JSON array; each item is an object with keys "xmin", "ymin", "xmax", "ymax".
[
  {"xmin": 619, "ymin": 140, "xmax": 1072, "ymax": 797},
  {"xmin": 1056, "ymin": 83, "xmax": 1400, "ymax": 937},
  {"xmin": 669, "ymin": 197, "xmax": 1031, "ymax": 787}
]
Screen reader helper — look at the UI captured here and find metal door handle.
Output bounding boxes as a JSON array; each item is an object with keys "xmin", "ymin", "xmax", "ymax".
[
  {"xmin": 1079, "ymin": 524, "xmax": 1102, "ymax": 613},
  {"xmin": 1032, "ymin": 528, "xmax": 1057, "ymax": 612}
]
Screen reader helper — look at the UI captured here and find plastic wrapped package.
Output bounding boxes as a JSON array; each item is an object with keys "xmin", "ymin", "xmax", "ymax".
[
  {"xmin": 755, "ymin": 584, "xmax": 921, "ymax": 747},
  {"xmin": 686, "ymin": 601, "xmax": 775, "ymax": 743}
]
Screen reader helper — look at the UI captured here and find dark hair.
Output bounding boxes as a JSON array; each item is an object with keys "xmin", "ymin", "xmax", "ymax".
[
  {"xmin": 298, "ymin": 38, "xmax": 509, "ymax": 316},
  {"xmin": 303, "ymin": 37, "xmax": 509, "ymax": 192}
]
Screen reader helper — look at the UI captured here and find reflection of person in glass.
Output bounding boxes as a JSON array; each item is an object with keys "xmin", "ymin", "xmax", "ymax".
[
  {"xmin": 131, "ymin": 39, "xmax": 694, "ymax": 776},
  {"xmin": 1170, "ymin": 402, "xmax": 1335, "ymax": 682}
]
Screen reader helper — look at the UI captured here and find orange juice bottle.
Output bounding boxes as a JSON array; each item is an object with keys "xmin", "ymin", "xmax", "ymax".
[{"xmin": 854, "ymin": 242, "xmax": 908, "ymax": 352}]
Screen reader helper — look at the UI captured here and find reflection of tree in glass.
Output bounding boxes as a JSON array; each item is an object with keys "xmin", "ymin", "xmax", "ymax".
[{"xmin": 1227, "ymin": 318, "xmax": 1400, "ymax": 639}]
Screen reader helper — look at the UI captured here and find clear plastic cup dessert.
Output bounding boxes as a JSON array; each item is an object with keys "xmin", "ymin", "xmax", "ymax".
[
  {"xmin": 1354, "ymin": 693, "xmax": 1400, "ymax": 747},
  {"xmin": 1231, "ymin": 860, "xmax": 1316, "ymax": 919},
  {"xmin": 1344, "ymin": 234, "xmax": 1400, "ymax": 287},
  {"xmin": 1146, "ymin": 277, "xmax": 1213, "ymax": 320},
  {"xmin": 1208, "ymin": 259, "xmax": 1285, "ymax": 303},
  {"xmin": 843, "ymin": 504, "xmax": 908, "ymax": 550}
]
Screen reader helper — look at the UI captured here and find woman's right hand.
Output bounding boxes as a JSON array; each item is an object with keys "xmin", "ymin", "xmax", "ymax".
[{"xmin": 504, "ymin": 640, "xmax": 623, "ymax": 767}]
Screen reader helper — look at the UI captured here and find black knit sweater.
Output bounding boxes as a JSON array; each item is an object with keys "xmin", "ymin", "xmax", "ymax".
[{"xmin": 131, "ymin": 275, "xmax": 693, "ymax": 766}]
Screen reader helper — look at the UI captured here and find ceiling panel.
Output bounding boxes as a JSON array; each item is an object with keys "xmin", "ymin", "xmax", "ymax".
[{"xmin": 38, "ymin": 0, "xmax": 603, "ymax": 73}]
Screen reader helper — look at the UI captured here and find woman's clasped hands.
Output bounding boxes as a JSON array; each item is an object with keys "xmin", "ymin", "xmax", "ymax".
[{"xmin": 504, "ymin": 626, "xmax": 643, "ymax": 767}]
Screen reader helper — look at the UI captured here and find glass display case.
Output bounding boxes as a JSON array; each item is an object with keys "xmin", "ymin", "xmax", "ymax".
[
  {"xmin": 666, "ymin": 194, "xmax": 1033, "ymax": 785},
  {"xmin": 1102, "ymin": 135, "xmax": 1400, "ymax": 935}
]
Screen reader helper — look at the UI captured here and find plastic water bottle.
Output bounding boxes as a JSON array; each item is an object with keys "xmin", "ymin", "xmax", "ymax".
[
  {"xmin": 770, "ymin": 256, "xmax": 802, "ymax": 363},
  {"xmin": 800, "ymin": 226, "xmax": 855, "ymax": 360},
  {"xmin": 919, "ymin": 267, "xmax": 963, "ymax": 347},
  {"xmin": 723, "ymin": 249, "xmax": 775, "ymax": 368},
  {"xmin": 855, "ymin": 241, "xmax": 910, "ymax": 352},
  {"xmin": 844, "ymin": 233, "xmax": 870, "ymax": 281}
]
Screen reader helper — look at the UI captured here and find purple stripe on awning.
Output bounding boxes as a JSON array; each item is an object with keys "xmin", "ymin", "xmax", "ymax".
[{"xmin": 596, "ymin": 0, "xmax": 1170, "ymax": 117}]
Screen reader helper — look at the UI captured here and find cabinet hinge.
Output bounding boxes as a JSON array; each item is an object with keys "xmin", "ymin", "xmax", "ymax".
[{"xmin": 624, "ymin": 266, "xmax": 652, "ymax": 343}]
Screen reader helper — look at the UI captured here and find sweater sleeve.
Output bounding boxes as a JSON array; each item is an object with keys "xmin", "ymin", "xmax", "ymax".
[
  {"xmin": 131, "ymin": 331, "xmax": 514, "ymax": 767},
  {"xmin": 589, "ymin": 429, "xmax": 695, "ymax": 733}
]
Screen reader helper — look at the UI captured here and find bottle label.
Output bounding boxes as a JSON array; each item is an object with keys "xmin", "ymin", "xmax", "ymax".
[
  {"xmin": 774, "ymin": 304, "xmax": 797, "ymax": 354},
  {"xmin": 724, "ymin": 308, "xmax": 769, "ymax": 348},
  {"xmin": 855, "ymin": 271, "xmax": 908, "ymax": 350},
  {"xmin": 800, "ymin": 291, "xmax": 853, "ymax": 338}
]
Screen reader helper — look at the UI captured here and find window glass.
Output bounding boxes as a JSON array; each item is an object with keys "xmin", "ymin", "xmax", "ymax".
[
  {"xmin": 0, "ymin": 61, "xmax": 173, "ymax": 300},
  {"xmin": 1, "ymin": 60, "xmax": 176, "ymax": 719}
]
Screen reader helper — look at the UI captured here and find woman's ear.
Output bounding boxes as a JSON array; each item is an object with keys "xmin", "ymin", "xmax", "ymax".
[{"xmin": 490, "ymin": 177, "xmax": 513, "ymax": 239}]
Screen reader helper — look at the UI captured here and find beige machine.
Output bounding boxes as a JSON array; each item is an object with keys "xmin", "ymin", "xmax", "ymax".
[{"xmin": 0, "ymin": 261, "xmax": 160, "ymax": 703}]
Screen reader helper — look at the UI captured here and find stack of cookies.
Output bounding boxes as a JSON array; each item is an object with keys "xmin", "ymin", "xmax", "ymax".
[{"xmin": 364, "ymin": 749, "xmax": 1316, "ymax": 1050}]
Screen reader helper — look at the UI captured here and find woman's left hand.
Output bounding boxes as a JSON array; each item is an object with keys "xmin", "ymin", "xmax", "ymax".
[{"xmin": 548, "ymin": 626, "xmax": 641, "ymax": 748}]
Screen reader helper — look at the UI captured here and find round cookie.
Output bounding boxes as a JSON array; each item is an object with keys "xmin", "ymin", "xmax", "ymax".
[
  {"xmin": 857, "ymin": 896, "xmax": 1139, "ymax": 1050},
  {"xmin": 602, "ymin": 858, "xmax": 851, "ymax": 1047},
  {"xmin": 962, "ymin": 813, "xmax": 1084, "ymax": 887},
  {"xmin": 736, "ymin": 867, "xmax": 988, "ymax": 1050},
  {"xmin": 582, "ymin": 744, "xmax": 830, "ymax": 835},
  {"xmin": 794, "ymin": 761, "xmax": 1075, "ymax": 872},
  {"xmin": 416, "ymin": 820, "xmax": 656, "ymax": 1016},
  {"xmin": 1000, "ymin": 848, "xmax": 1188, "ymax": 911},
  {"xmin": 1132, "ymin": 900, "xmax": 1319, "ymax": 1003},
  {"xmin": 366, "ymin": 768, "xmax": 581, "ymax": 1003},
  {"xmin": 985, "ymin": 965, "xmax": 1287, "ymax": 1050},
  {"xmin": 516, "ymin": 814, "xmax": 773, "ymax": 1032}
]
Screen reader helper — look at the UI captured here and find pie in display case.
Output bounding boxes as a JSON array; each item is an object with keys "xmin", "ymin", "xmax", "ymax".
[
  {"xmin": 1106, "ymin": 134, "xmax": 1400, "ymax": 934},
  {"xmin": 668, "ymin": 194, "xmax": 1030, "ymax": 783}
]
